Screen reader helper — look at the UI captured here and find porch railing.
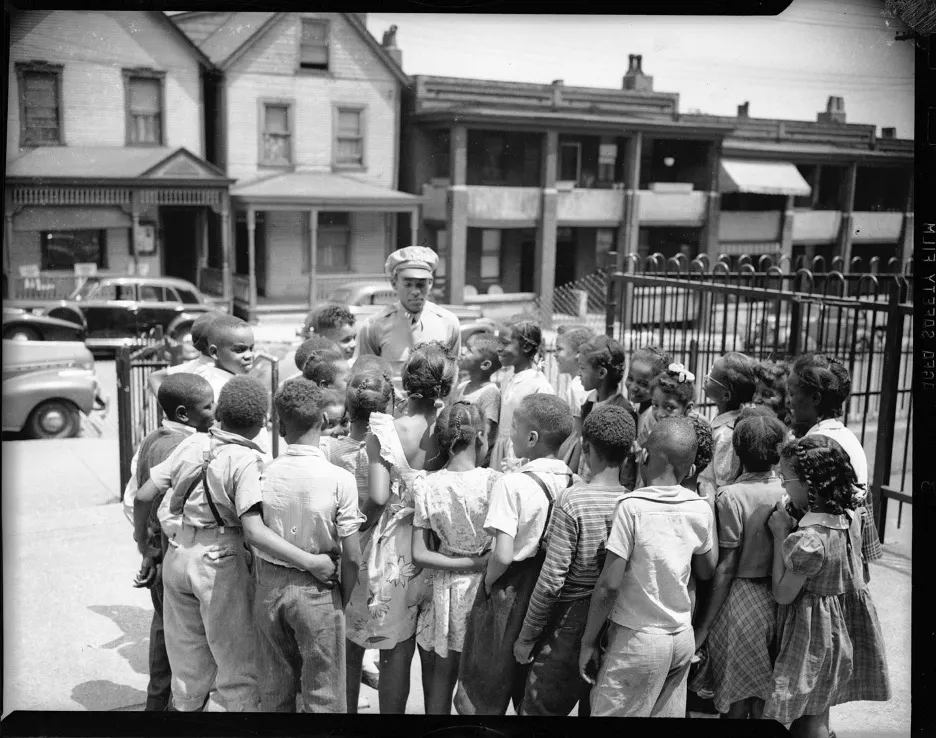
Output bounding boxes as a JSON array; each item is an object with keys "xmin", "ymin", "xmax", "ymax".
[{"xmin": 9, "ymin": 274, "xmax": 81, "ymax": 300}]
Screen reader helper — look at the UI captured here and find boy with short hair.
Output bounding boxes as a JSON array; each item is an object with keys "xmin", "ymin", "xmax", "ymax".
[
  {"xmin": 282, "ymin": 336, "xmax": 341, "ymax": 386},
  {"xmin": 697, "ymin": 352, "xmax": 757, "ymax": 503},
  {"xmin": 455, "ymin": 394, "xmax": 580, "ymax": 715},
  {"xmin": 579, "ymin": 417, "xmax": 718, "ymax": 718},
  {"xmin": 135, "ymin": 376, "xmax": 338, "ymax": 712},
  {"xmin": 307, "ymin": 303, "xmax": 358, "ymax": 361},
  {"xmin": 514, "ymin": 404, "xmax": 637, "ymax": 717},
  {"xmin": 146, "ymin": 311, "xmax": 222, "ymax": 398},
  {"xmin": 452, "ymin": 332, "xmax": 502, "ymax": 466},
  {"xmin": 253, "ymin": 379, "xmax": 363, "ymax": 712},
  {"xmin": 129, "ymin": 372, "xmax": 216, "ymax": 711}
]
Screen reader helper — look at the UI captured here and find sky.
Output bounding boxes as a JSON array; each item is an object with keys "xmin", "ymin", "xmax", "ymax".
[{"xmin": 365, "ymin": 0, "xmax": 916, "ymax": 138}]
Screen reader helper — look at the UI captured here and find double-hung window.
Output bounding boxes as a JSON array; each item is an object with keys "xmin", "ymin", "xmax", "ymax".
[
  {"xmin": 300, "ymin": 19, "xmax": 329, "ymax": 71},
  {"xmin": 17, "ymin": 62, "xmax": 63, "ymax": 146},
  {"xmin": 124, "ymin": 71, "xmax": 164, "ymax": 145},
  {"xmin": 334, "ymin": 107, "xmax": 365, "ymax": 169},
  {"xmin": 260, "ymin": 101, "xmax": 293, "ymax": 167}
]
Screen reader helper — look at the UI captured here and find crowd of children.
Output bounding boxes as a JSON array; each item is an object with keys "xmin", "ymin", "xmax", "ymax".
[{"xmin": 124, "ymin": 305, "xmax": 890, "ymax": 730}]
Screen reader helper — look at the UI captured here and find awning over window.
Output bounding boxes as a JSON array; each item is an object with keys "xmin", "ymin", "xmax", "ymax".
[{"xmin": 719, "ymin": 159, "xmax": 812, "ymax": 197}]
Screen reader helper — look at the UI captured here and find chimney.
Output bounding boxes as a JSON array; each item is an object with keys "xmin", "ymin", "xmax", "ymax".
[
  {"xmin": 881, "ymin": 127, "xmax": 896, "ymax": 139},
  {"xmin": 622, "ymin": 54, "xmax": 653, "ymax": 92},
  {"xmin": 817, "ymin": 96, "xmax": 846, "ymax": 124},
  {"xmin": 382, "ymin": 25, "xmax": 402, "ymax": 68},
  {"xmin": 551, "ymin": 79, "xmax": 564, "ymax": 106},
  {"xmin": 737, "ymin": 101, "xmax": 750, "ymax": 118}
]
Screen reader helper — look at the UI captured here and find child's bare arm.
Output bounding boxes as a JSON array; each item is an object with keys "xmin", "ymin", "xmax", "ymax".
[
  {"xmin": 241, "ymin": 507, "xmax": 337, "ymax": 584},
  {"xmin": 339, "ymin": 531, "xmax": 362, "ymax": 607},
  {"xmin": 135, "ymin": 478, "xmax": 161, "ymax": 503},
  {"xmin": 693, "ymin": 546, "xmax": 739, "ymax": 648},
  {"xmin": 484, "ymin": 530, "xmax": 514, "ymax": 593},
  {"xmin": 147, "ymin": 368, "xmax": 168, "ymax": 399},
  {"xmin": 579, "ymin": 551, "xmax": 628, "ymax": 684},
  {"xmin": 412, "ymin": 527, "xmax": 488, "ymax": 572},
  {"xmin": 366, "ymin": 433, "xmax": 392, "ymax": 506}
]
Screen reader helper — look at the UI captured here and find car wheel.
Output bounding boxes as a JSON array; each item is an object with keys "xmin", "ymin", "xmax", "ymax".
[
  {"xmin": 25, "ymin": 399, "xmax": 81, "ymax": 439},
  {"xmin": 3, "ymin": 325, "xmax": 41, "ymax": 341}
]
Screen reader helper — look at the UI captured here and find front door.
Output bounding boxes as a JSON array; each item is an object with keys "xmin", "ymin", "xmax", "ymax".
[{"xmin": 161, "ymin": 208, "xmax": 199, "ymax": 286}]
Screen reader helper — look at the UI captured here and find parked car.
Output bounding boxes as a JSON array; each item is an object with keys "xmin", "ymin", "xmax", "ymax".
[
  {"xmin": 2, "ymin": 306, "xmax": 87, "ymax": 342},
  {"xmin": 4, "ymin": 275, "xmax": 225, "ymax": 356},
  {"xmin": 2, "ymin": 339, "xmax": 107, "ymax": 439},
  {"xmin": 325, "ymin": 282, "xmax": 484, "ymax": 323}
]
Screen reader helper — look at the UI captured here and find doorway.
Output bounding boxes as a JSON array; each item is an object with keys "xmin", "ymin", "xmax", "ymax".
[{"xmin": 160, "ymin": 208, "xmax": 199, "ymax": 285}]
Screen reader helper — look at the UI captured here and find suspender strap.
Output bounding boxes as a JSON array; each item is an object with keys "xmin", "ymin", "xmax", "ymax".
[
  {"xmin": 199, "ymin": 451, "xmax": 226, "ymax": 529},
  {"xmin": 168, "ymin": 451, "xmax": 226, "ymax": 529},
  {"xmin": 524, "ymin": 472, "xmax": 573, "ymax": 549}
]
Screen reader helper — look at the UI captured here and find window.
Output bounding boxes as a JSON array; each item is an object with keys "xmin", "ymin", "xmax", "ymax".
[
  {"xmin": 334, "ymin": 107, "xmax": 365, "ymax": 168},
  {"xmin": 482, "ymin": 136, "xmax": 505, "ymax": 181},
  {"xmin": 559, "ymin": 142, "xmax": 581, "ymax": 183},
  {"xmin": 41, "ymin": 230, "xmax": 107, "ymax": 271},
  {"xmin": 313, "ymin": 212, "xmax": 351, "ymax": 273},
  {"xmin": 300, "ymin": 19, "xmax": 329, "ymax": 70},
  {"xmin": 124, "ymin": 72, "xmax": 164, "ymax": 145},
  {"xmin": 260, "ymin": 102, "xmax": 293, "ymax": 166},
  {"xmin": 17, "ymin": 63, "xmax": 63, "ymax": 146},
  {"xmin": 139, "ymin": 285, "xmax": 165, "ymax": 302},
  {"xmin": 177, "ymin": 288, "xmax": 201, "ymax": 305},
  {"xmin": 481, "ymin": 230, "xmax": 501, "ymax": 281},
  {"xmin": 95, "ymin": 282, "xmax": 136, "ymax": 301}
]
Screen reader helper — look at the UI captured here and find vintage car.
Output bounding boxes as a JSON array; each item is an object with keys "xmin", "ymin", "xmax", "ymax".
[
  {"xmin": 2, "ymin": 339, "xmax": 107, "ymax": 439},
  {"xmin": 2, "ymin": 306, "xmax": 88, "ymax": 342},
  {"xmin": 4, "ymin": 275, "xmax": 225, "ymax": 356},
  {"xmin": 325, "ymin": 282, "xmax": 484, "ymax": 323}
]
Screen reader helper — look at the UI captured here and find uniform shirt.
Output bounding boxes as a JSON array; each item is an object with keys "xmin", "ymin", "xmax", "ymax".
[
  {"xmin": 483, "ymin": 458, "xmax": 580, "ymax": 562},
  {"xmin": 606, "ymin": 485, "xmax": 715, "ymax": 634},
  {"xmin": 715, "ymin": 471, "xmax": 785, "ymax": 579},
  {"xmin": 697, "ymin": 408, "xmax": 743, "ymax": 503},
  {"xmin": 122, "ymin": 420, "xmax": 198, "ymax": 524},
  {"xmin": 150, "ymin": 427, "xmax": 270, "ymax": 529},
  {"xmin": 256, "ymin": 444, "xmax": 364, "ymax": 569},
  {"xmin": 357, "ymin": 301, "xmax": 461, "ymax": 380},
  {"xmin": 519, "ymin": 482, "xmax": 625, "ymax": 645}
]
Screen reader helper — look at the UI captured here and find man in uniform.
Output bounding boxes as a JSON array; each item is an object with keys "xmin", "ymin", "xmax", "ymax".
[{"xmin": 357, "ymin": 246, "xmax": 461, "ymax": 384}]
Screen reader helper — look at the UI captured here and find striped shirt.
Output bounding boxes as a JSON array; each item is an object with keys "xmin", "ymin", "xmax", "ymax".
[{"xmin": 517, "ymin": 482, "xmax": 626, "ymax": 645}]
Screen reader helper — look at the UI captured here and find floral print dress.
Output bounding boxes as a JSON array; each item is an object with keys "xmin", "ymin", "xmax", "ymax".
[{"xmin": 344, "ymin": 412, "xmax": 432, "ymax": 650}]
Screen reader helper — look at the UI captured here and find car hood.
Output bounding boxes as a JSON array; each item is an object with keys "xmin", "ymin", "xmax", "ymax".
[{"xmin": 2, "ymin": 339, "xmax": 95, "ymax": 372}]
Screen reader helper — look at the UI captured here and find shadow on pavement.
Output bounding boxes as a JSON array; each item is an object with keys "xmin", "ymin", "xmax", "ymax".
[
  {"xmin": 71, "ymin": 680, "xmax": 146, "ymax": 711},
  {"xmin": 88, "ymin": 604, "xmax": 152, "ymax": 676}
]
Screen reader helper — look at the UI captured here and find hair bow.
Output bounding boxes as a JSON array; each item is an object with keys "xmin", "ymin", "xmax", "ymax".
[{"xmin": 668, "ymin": 362, "xmax": 695, "ymax": 384}]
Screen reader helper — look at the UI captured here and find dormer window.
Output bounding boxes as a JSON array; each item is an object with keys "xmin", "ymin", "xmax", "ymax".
[{"xmin": 300, "ymin": 19, "xmax": 329, "ymax": 71}]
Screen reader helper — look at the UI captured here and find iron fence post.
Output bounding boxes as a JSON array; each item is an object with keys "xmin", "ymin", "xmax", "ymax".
[
  {"xmin": 870, "ymin": 282, "xmax": 904, "ymax": 543},
  {"xmin": 605, "ymin": 271, "xmax": 622, "ymax": 339},
  {"xmin": 787, "ymin": 298, "xmax": 802, "ymax": 357},
  {"xmin": 116, "ymin": 345, "xmax": 134, "ymax": 498}
]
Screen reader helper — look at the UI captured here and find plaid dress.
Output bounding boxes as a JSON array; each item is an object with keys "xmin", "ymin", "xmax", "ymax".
[{"xmin": 763, "ymin": 514, "xmax": 891, "ymax": 723}]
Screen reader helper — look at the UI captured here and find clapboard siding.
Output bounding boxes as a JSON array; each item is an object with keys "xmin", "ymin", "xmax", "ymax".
[
  {"xmin": 350, "ymin": 212, "xmax": 389, "ymax": 272},
  {"xmin": 7, "ymin": 10, "xmax": 204, "ymax": 161}
]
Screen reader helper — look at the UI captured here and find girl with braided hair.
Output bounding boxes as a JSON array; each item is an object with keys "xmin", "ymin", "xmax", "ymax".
[
  {"xmin": 625, "ymin": 346, "xmax": 672, "ymax": 459},
  {"xmin": 411, "ymin": 401, "xmax": 502, "ymax": 713},
  {"xmin": 764, "ymin": 435, "xmax": 890, "ymax": 734},
  {"xmin": 490, "ymin": 316, "xmax": 556, "ymax": 473},
  {"xmin": 785, "ymin": 353, "xmax": 881, "ymax": 583}
]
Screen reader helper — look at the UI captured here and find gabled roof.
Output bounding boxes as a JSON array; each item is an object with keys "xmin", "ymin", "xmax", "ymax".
[
  {"xmin": 230, "ymin": 172, "xmax": 422, "ymax": 208},
  {"xmin": 169, "ymin": 11, "xmax": 408, "ymax": 83},
  {"xmin": 149, "ymin": 11, "xmax": 215, "ymax": 69}
]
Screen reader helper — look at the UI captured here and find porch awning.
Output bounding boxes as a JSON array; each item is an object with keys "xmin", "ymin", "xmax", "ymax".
[
  {"xmin": 230, "ymin": 172, "xmax": 424, "ymax": 209},
  {"xmin": 718, "ymin": 159, "xmax": 811, "ymax": 197}
]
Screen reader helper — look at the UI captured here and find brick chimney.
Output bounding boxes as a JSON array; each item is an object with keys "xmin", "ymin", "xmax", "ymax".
[
  {"xmin": 881, "ymin": 127, "xmax": 896, "ymax": 139},
  {"xmin": 551, "ymin": 79, "xmax": 564, "ymax": 106},
  {"xmin": 622, "ymin": 54, "xmax": 653, "ymax": 92},
  {"xmin": 817, "ymin": 96, "xmax": 846, "ymax": 124},
  {"xmin": 737, "ymin": 101, "xmax": 750, "ymax": 118},
  {"xmin": 382, "ymin": 25, "xmax": 402, "ymax": 68}
]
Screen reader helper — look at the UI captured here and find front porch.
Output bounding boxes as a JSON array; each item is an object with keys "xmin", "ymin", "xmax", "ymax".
[{"xmin": 229, "ymin": 171, "xmax": 423, "ymax": 322}]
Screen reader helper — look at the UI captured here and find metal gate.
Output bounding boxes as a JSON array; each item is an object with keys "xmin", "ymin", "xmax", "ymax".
[{"xmin": 604, "ymin": 254, "xmax": 913, "ymax": 542}]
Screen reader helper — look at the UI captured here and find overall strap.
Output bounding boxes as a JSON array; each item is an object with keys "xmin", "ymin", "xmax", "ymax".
[
  {"xmin": 199, "ymin": 450, "xmax": 227, "ymax": 529},
  {"xmin": 524, "ymin": 471, "xmax": 567, "ymax": 549}
]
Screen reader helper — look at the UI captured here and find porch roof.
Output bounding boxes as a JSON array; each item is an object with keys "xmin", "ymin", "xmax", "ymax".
[
  {"xmin": 5, "ymin": 146, "xmax": 234, "ymax": 185},
  {"xmin": 230, "ymin": 172, "xmax": 424, "ymax": 209},
  {"xmin": 722, "ymin": 138, "xmax": 914, "ymax": 164}
]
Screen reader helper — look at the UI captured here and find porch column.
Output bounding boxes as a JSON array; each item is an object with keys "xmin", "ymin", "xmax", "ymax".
[
  {"xmin": 247, "ymin": 206, "xmax": 257, "ymax": 320},
  {"xmin": 535, "ymin": 129, "xmax": 558, "ymax": 328},
  {"xmin": 308, "ymin": 208, "xmax": 318, "ymax": 306},
  {"xmin": 446, "ymin": 125, "xmax": 468, "ymax": 305},
  {"xmin": 780, "ymin": 194, "xmax": 795, "ymax": 268},
  {"xmin": 221, "ymin": 192, "xmax": 232, "ymax": 307},
  {"xmin": 898, "ymin": 177, "xmax": 913, "ymax": 264},
  {"xmin": 130, "ymin": 190, "xmax": 142, "ymax": 275},
  {"xmin": 410, "ymin": 206, "xmax": 420, "ymax": 246},
  {"xmin": 699, "ymin": 139, "xmax": 722, "ymax": 260},
  {"xmin": 4, "ymin": 188, "xmax": 14, "ymax": 277},
  {"xmin": 837, "ymin": 162, "xmax": 857, "ymax": 267},
  {"xmin": 617, "ymin": 131, "xmax": 642, "ymax": 270}
]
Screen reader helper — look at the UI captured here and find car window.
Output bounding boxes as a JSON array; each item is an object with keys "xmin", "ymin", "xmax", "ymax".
[
  {"xmin": 139, "ymin": 285, "xmax": 164, "ymax": 302},
  {"xmin": 97, "ymin": 283, "xmax": 136, "ymax": 301},
  {"xmin": 163, "ymin": 287, "xmax": 181, "ymax": 302},
  {"xmin": 177, "ymin": 288, "xmax": 200, "ymax": 305},
  {"xmin": 373, "ymin": 291, "xmax": 396, "ymax": 306}
]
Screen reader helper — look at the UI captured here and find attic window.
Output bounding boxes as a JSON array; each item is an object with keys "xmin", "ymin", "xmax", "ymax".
[{"xmin": 300, "ymin": 19, "xmax": 329, "ymax": 70}]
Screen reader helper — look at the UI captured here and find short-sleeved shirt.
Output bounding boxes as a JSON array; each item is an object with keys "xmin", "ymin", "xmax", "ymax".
[
  {"xmin": 150, "ymin": 427, "xmax": 270, "ymax": 529},
  {"xmin": 783, "ymin": 511, "xmax": 864, "ymax": 596},
  {"xmin": 357, "ymin": 301, "xmax": 461, "ymax": 380},
  {"xmin": 257, "ymin": 444, "xmax": 364, "ymax": 568},
  {"xmin": 606, "ymin": 485, "xmax": 715, "ymax": 634},
  {"xmin": 166, "ymin": 354, "xmax": 215, "ymax": 376},
  {"xmin": 562, "ymin": 376, "xmax": 590, "ymax": 417},
  {"xmin": 452, "ymin": 380, "xmax": 501, "ymax": 427},
  {"xmin": 806, "ymin": 419, "xmax": 868, "ymax": 491},
  {"xmin": 123, "ymin": 419, "xmax": 197, "ymax": 524},
  {"xmin": 697, "ymin": 409, "xmax": 743, "ymax": 502},
  {"xmin": 715, "ymin": 471, "xmax": 785, "ymax": 579},
  {"xmin": 483, "ymin": 458, "xmax": 580, "ymax": 562}
]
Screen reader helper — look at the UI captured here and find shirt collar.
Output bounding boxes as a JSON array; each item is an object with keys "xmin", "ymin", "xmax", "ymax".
[
  {"xmin": 285, "ymin": 444, "xmax": 326, "ymax": 458},
  {"xmin": 209, "ymin": 426, "xmax": 266, "ymax": 453},
  {"xmin": 618, "ymin": 484, "xmax": 703, "ymax": 505},
  {"xmin": 712, "ymin": 409, "xmax": 742, "ymax": 429},
  {"xmin": 162, "ymin": 419, "xmax": 197, "ymax": 436},
  {"xmin": 799, "ymin": 511, "xmax": 852, "ymax": 530},
  {"xmin": 735, "ymin": 470, "xmax": 777, "ymax": 483},
  {"xmin": 807, "ymin": 418, "xmax": 844, "ymax": 434},
  {"xmin": 518, "ymin": 457, "xmax": 574, "ymax": 475}
]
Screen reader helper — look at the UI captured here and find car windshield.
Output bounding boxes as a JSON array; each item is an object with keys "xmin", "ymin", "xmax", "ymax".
[{"xmin": 70, "ymin": 278, "xmax": 100, "ymax": 300}]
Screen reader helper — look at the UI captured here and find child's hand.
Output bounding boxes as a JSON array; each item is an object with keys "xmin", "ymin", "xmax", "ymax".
[
  {"xmin": 306, "ymin": 553, "xmax": 339, "ymax": 586},
  {"xmin": 471, "ymin": 552, "xmax": 491, "ymax": 572},
  {"xmin": 133, "ymin": 557, "xmax": 159, "ymax": 589},
  {"xmin": 513, "ymin": 639, "xmax": 535, "ymax": 665},
  {"xmin": 578, "ymin": 642, "xmax": 599, "ymax": 685},
  {"xmin": 768, "ymin": 504, "xmax": 794, "ymax": 537}
]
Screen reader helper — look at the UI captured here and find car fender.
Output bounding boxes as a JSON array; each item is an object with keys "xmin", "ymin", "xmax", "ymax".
[
  {"xmin": 45, "ymin": 301, "xmax": 87, "ymax": 327},
  {"xmin": 2, "ymin": 314, "xmax": 87, "ymax": 341},
  {"xmin": 1, "ymin": 368, "xmax": 97, "ymax": 431}
]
